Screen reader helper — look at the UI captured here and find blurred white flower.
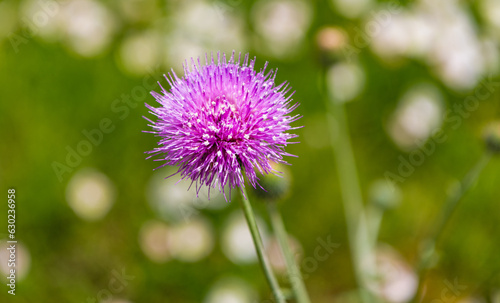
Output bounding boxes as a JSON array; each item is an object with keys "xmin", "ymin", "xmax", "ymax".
[
  {"xmin": 429, "ymin": 4, "xmax": 484, "ymax": 90},
  {"xmin": 165, "ymin": 0, "xmax": 246, "ymax": 72},
  {"xmin": 316, "ymin": 26, "xmax": 348, "ymax": 52},
  {"xmin": 222, "ymin": 212, "xmax": 269, "ymax": 264},
  {"xmin": 147, "ymin": 168, "xmax": 194, "ymax": 222},
  {"xmin": 21, "ymin": 0, "xmax": 117, "ymax": 57},
  {"xmin": 403, "ymin": 13, "xmax": 435, "ymax": 57},
  {"xmin": 20, "ymin": 0, "xmax": 62, "ymax": 42},
  {"xmin": 139, "ymin": 220, "xmax": 172, "ymax": 263},
  {"xmin": 370, "ymin": 13, "xmax": 410, "ymax": 58},
  {"xmin": 61, "ymin": 0, "xmax": 117, "ymax": 57},
  {"xmin": 118, "ymin": 30, "xmax": 162, "ymax": 76},
  {"xmin": 147, "ymin": 168, "xmax": 228, "ymax": 222},
  {"xmin": 252, "ymin": 0, "xmax": 312, "ymax": 59},
  {"xmin": 331, "ymin": 0, "xmax": 374, "ymax": 19},
  {"xmin": 388, "ymin": 84, "xmax": 444, "ymax": 151},
  {"xmin": 0, "ymin": 241, "xmax": 31, "ymax": 281},
  {"xmin": 371, "ymin": 11, "xmax": 434, "ymax": 59},
  {"xmin": 66, "ymin": 168, "xmax": 115, "ymax": 221},
  {"xmin": 140, "ymin": 217, "xmax": 214, "ymax": 263},
  {"xmin": 369, "ymin": 179, "xmax": 402, "ymax": 210},
  {"xmin": 162, "ymin": 33, "xmax": 206, "ymax": 73},
  {"xmin": 327, "ymin": 61, "xmax": 365, "ymax": 103},
  {"xmin": 365, "ymin": 245, "xmax": 418, "ymax": 303},
  {"xmin": 370, "ymin": 0, "xmax": 494, "ymax": 90},
  {"xmin": 204, "ymin": 277, "xmax": 257, "ymax": 303},
  {"xmin": 169, "ymin": 217, "xmax": 214, "ymax": 262}
]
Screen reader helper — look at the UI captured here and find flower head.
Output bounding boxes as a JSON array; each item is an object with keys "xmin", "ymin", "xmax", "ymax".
[{"xmin": 145, "ymin": 52, "xmax": 300, "ymax": 200}]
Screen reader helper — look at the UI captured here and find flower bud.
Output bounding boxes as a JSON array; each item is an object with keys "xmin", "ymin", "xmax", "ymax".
[
  {"xmin": 252, "ymin": 163, "xmax": 291, "ymax": 202},
  {"xmin": 315, "ymin": 27, "xmax": 348, "ymax": 67},
  {"xmin": 484, "ymin": 121, "xmax": 500, "ymax": 154},
  {"xmin": 369, "ymin": 179, "xmax": 401, "ymax": 210},
  {"xmin": 316, "ymin": 26, "xmax": 347, "ymax": 53}
]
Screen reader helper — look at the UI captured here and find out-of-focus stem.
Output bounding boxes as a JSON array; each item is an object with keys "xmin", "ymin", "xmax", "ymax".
[
  {"xmin": 413, "ymin": 152, "xmax": 492, "ymax": 302},
  {"xmin": 328, "ymin": 103, "xmax": 379, "ymax": 303},
  {"xmin": 239, "ymin": 187, "xmax": 286, "ymax": 303},
  {"xmin": 268, "ymin": 202, "xmax": 311, "ymax": 303},
  {"xmin": 366, "ymin": 204, "xmax": 384, "ymax": 249}
]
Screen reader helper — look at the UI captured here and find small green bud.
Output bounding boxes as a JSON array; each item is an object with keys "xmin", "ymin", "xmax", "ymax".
[
  {"xmin": 369, "ymin": 179, "xmax": 402, "ymax": 210},
  {"xmin": 484, "ymin": 121, "xmax": 500, "ymax": 154},
  {"xmin": 252, "ymin": 163, "xmax": 291, "ymax": 202}
]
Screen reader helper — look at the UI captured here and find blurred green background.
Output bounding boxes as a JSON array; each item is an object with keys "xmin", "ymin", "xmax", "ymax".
[{"xmin": 1, "ymin": 0, "xmax": 500, "ymax": 302}]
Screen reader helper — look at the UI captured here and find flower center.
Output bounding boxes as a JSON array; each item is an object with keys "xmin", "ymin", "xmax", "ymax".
[{"xmin": 189, "ymin": 94, "xmax": 247, "ymax": 147}]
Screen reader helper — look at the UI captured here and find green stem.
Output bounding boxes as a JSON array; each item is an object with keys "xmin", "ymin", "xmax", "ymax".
[
  {"xmin": 328, "ymin": 103, "xmax": 379, "ymax": 303},
  {"xmin": 366, "ymin": 204, "xmax": 384, "ymax": 250},
  {"xmin": 268, "ymin": 202, "xmax": 311, "ymax": 303},
  {"xmin": 413, "ymin": 152, "xmax": 492, "ymax": 301},
  {"xmin": 239, "ymin": 187, "xmax": 286, "ymax": 303}
]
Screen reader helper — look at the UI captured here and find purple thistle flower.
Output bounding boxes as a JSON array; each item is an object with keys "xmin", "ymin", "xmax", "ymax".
[{"xmin": 145, "ymin": 52, "xmax": 301, "ymax": 200}]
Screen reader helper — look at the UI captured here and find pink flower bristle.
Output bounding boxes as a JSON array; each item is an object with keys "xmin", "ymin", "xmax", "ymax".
[{"xmin": 145, "ymin": 51, "xmax": 301, "ymax": 201}]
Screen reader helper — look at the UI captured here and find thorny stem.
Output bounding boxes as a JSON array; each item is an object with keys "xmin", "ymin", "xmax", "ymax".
[{"xmin": 239, "ymin": 187, "xmax": 286, "ymax": 303}]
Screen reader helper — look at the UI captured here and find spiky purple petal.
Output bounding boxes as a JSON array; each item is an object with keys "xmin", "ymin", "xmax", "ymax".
[{"xmin": 145, "ymin": 52, "xmax": 301, "ymax": 200}]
